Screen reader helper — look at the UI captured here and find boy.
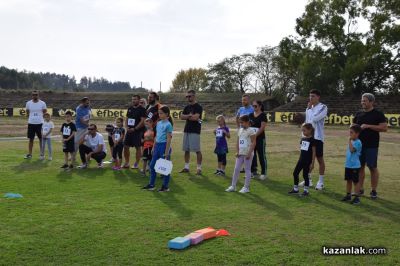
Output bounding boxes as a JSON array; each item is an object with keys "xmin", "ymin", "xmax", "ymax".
[
  {"xmin": 60, "ymin": 111, "xmax": 77, "ymax": 169},
  {"xmin": 141, "ymin": 118, "xmax": 155, "ymax": 175},
  {"xmin": 342, "ymin": 124, "xmax": 362, "ymax": 204}
]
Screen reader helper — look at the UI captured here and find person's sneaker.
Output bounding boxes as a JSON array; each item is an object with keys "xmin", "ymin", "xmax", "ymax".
[
  {"xmin": 60, "ymin": 164, "xmax": 68, "ymax": 169},
  {"xmin": 77, "ymin": 164, "xmax": 88, "ymax": 169},
  {"xmin": 370, "ymin": 190, "xmax": 378, "ymax": 200},
  {"xmin": 214, "ymin": 170, "xmax": 220, "ymax": 175},
  {"xmin": 179, "ymin": 168, "xmax": 190, "ymax": 173},
  {"xmin": 218, "ymin": 171, "xmax": 226, "ymax": 177},
  {"xmin": 142, "ymin": 184, "xmax": 155, "ymax": 191},
  {"xmin": 288, "ymin": 189, "xmax": 299, "ymax": 194},
  {"xmin": 315, "ymin": 181, "xmax": 324, "ymax": 190},
  {"xmin": 225, "ymin": 186, "xmax": 236, "ymax": 192},
  {"xmin": 24, "ymin": 154, "xmax": 32, "ymax": 159},
  {"xmin": 299, "ymin": 180, "xmax": 313, "ymax": 187},
  {"xmin": 196, "ymin": 169, "xmax": 202, "ymax": 175},
  {"xmin": 258, "ymin": 175, "xmax": 266, "ymax": 181},
  {"xmin": 351, "ymin": 197, "xmax": 361, "ymax": 205},
  {"xmin": 251, "ymin": 172, "xmax": 258, "ymax": 179},
  {"xmin": 239, "ymin": 187, "xmax": 250, "ymax": 193},
  {"xmin": 39, "ymin": 155, "xmax": 45, "ymax": 160},
  {"xmin": 122, "ymin": 164, "xmax": 130, "ymax": 169},
  {"xmin": 69, "ymin": 164, "xmax": 74, "ymax": 169},
  {"xmin": 300, "ymin": 190, "xmax": 310, "ymax": 197},
  {"xmin": 97, "ymin": 163, "xmax": 104, "ymax": 168},
  {"xmin": 359, "ymin": 188, "xmax": 364, "ymax": 195},
  {"xmin": 341, "ymin": 195, "xmax": 352, "ymax": 201},
  {"xmin": 48, "ymin": 157, "xmax": 53, "ymax": 161},
  {"xmin": 158, "ymin": 186, "xmax": 170, "ymax": 192},
  {"xmin": 131, "ymin": 163, "xmax": 139, "ymax": 169},
  {"xmin": 112, "ymin": 166, "xmax": 121, "ymax": 171}
]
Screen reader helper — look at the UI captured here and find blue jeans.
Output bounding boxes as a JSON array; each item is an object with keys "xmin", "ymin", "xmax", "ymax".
[
  {"xmin": 41, "ymin": 137, "xmax": 52, "ymax": 157},
  {"xmin": 149, "ymin": 142, "xmax": 172, "ymax": 188}
]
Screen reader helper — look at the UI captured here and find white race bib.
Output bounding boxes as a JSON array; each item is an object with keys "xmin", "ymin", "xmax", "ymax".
[
  {"xmin": 63, "ymin": 127, "xmax": 71, "ymax": 136},
  {"xmin": 128, "ymin": 118, "xmax": 136, "ymax": 126},
  {"xmin": 43, "ymin": 126, "xmax": 50, "ymax": 134},
  {"xmin": 301, "ymin": 141, "xmax": 310, "ymax": 151},
  {"xmin": 216, "ymin": 129, "xmax": 223, "ymax": 137},
  {"xmin": 114, "ymin": 133, "xmax": 120, "ymax": 141},
  {"xmin": 32, "ymin": 112, "xmax": 39, "ymax": 117},
  {"xmin": 239, "ymin": 138, "xmax": 248, "ymax": 149}
]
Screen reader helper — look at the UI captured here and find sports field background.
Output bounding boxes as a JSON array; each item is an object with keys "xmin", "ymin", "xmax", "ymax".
[{"xmin": 1, "ymin": 118, "xmax": 399, "ymax": 265}]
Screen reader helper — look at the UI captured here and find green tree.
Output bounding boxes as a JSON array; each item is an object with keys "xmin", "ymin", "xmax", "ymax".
[{"xmin": 170, "ymin": 68, "xmax": 208, "ymax": 92}]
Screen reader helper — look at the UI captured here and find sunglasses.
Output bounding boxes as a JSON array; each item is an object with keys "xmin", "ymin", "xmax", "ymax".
[{"xmin": 88, "ymin": 128, "xmax": 95, "ymax": 131}]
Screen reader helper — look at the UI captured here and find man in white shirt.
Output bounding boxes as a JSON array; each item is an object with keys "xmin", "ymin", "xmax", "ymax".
[
  {"xmin": 302, "ymin": 89, "xmax": 328, "ymax": 190},
  {"xmin": 77, "ymin": 124, "xmax": 107, "ymax": 169},
  {"xmin": 24, "ymin": 90, "xmax": 47, "ymax": 159}
]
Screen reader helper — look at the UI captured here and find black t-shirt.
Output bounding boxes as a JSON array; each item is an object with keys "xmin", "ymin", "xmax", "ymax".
[
  {"xmin": 60, "ymin": 122, "xmax": 77, "ymax": 139},
  {"xmin": 249, "ymin": 112, "xmax": 267, "ymax": 139},
  {"xmin": 299, "ymin": 137, "xmax": 316, "ymax": 163},
  {"xmin": 183, "ymin": 103, "xmax": 203, "ymax": 134},
  {"xmin": 146, "ymin": 104, "xmax": 160, "ymax": 123},
  {"xmin": 112, "ymin": 127, "xmax": 126, "ymax": 144},
  {"xmin": 353, "ymin": 109, "xmax": 386, "ymax": 148},
  {"xmin": 126, "ymin": 105, "xmax": 146, "ymax": 130}
]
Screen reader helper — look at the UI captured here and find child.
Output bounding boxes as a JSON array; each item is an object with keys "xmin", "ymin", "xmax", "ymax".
[
  {"xmin": 214, "ymin": 115, "xmax": 230, "ymax": 176},
  {"xmin": 342, "ymin": 124, "xmax": 362, "ymax": 204},
  {"xmin": 288, "ymin": 123, "xmax": 316, "ymax": 197},
  {"xmin": 60, "ymin": 111, "xmax": 77, "ymax": 169},
  {"xmin": 225, "ymin": 115, "xmax": 256, "ymax": 193},
  {"xmin": 41, "ymin": 113, "xmax": 54, "ymax": 160},
  {"xmin": 105, "ymin": 124, "xmax": 115, "ymax": 163},
  {"xmin": 112, "ymin": 118, "xmax": 126, "ymax": 170},
  {"xmin": 141, "ymin": 118, "xmax": 155, "ymax": 175},
  {"xmin": 142, "ymin": 106, "xmax": 173, "ymax": 192}
]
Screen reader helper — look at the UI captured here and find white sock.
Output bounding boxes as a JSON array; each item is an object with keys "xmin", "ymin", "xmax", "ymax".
[
  {"xmin": 184, "ymin": 163, "xmax": 190, "ymax": 169},
  {"xmin": 304, "ymin": 186, "xmax": 309, "ymax": 192},
  {"xmin": 319, "ymin": 175, "xmax": 324, "ymax": 183},
  {"xmin": 197, "ymin": 164, "xmax": 202, "ymax": 170}
]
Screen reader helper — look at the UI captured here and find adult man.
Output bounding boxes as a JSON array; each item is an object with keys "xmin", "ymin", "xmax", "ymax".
[
  {"xmin": 77, "ymin": 124, "xmax": 107, "ymax": 169},
  {"xmin": 236, "ymin": 94, "xmax": 254, "ymax": 128},
  {"xmin": 301, "ymin": 89, "xmax": 328, "ymax": 190},
  {"xmin": 353, "ymin": 93, "xmax": 387, "ymax": 199},
  {"xmin": 179, "ymin": 90, "xmax": 203, "ymax": 175},
  {"xmin": 24, "ymin": 90, "xmax": 47, "ymax": 159},
  {"xmin": 123, "ymin": 95, "xmax": 146, "ymax": 169},
  {"xmin": 146, "ymin": 92, "xmax": 161, "ymax": 124},
  {"xmin": 75, "ymin": 97, "xmax": 91, "ymax": 160}
]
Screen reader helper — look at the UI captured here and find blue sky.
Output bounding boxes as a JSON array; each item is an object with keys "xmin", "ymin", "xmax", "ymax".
[{"xmin": 0, "ymin": 0, "xmax": 308, "ymax": 91}]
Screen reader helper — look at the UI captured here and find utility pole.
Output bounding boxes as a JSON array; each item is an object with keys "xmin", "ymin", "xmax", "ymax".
[{"xmin": 159, "ymin": 81, "xmax": 162, "ymax": 93}]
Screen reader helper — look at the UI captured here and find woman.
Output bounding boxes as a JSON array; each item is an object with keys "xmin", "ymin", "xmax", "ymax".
[{"xmin": 249, "ymin": 100, "xmax": 268, "ymax": 180}]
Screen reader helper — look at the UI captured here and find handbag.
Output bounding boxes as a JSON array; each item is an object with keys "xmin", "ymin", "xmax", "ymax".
[{"xmin": 155, "ymin": 158, "xmax": 173, "ymax": 175}]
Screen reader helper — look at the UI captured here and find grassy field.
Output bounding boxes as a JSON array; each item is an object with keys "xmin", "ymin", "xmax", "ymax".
[{"xmin": 0, "ymin": 120, "xmax": 399, "ymax": 265}]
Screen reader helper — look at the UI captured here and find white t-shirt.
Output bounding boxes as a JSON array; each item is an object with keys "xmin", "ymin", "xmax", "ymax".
[
  {"xmin": 237, "ymin": 127, "xmax": 255, "ymax": 156},
  {"xmin": 84, "ymin": 133, "xmax": 107, "ymax": 153},
  {"xmin": 42, "ymin": 121, "xmax": 55, "ymax": 138},
  {"xmin": 26, "ymin": 100, "xmax": 47, "ymax": 124}
]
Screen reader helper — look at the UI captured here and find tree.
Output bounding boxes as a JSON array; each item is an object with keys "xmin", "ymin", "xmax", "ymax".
[
  {"xmin": 252, "ymin": 46, "xmax": 279, "ymax": 95},
  {"xmin": 170, "ymin": 68, "xmax": 208, "ymax": 92}
]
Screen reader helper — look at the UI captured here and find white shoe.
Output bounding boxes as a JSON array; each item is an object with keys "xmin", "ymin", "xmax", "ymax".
[
  {"xmin": 48, "ymin": 157, "xmax": 52, "ymax": 161},
  {"xmin": 77, "ymin": 164, "xmax": 88, "ymax": 169},
  {"xmin": 299, "ymin": 180, "xmax": 313, "ymax": 187},
  {"xmin": 315, "ymin": 181, "xmax": 324, "ymax": 190},
  {"xmin": 239, "ymin": 187, "xmax": 250, "ymax": 193},
  {"xmin": 39, "ymin": 155, "xmax": 45, "ymax": 160},
  {"xmin": 225, "ymin": 186, "xmax": 236, "ymax": 192},
  {"xmin": 97, "ymin": 163, "xmax": 104, "ymax": 168},
  {"xmin": 258, "ymin": 175, "xmax": 266, "ymax": 181}
]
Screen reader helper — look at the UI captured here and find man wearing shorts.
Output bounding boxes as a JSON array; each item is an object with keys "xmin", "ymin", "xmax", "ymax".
[
  {"xmin": 123, "ymin": 95, "xmax": 146, "ymax": 169},
  {"xmin": 303, "ymin": 89, "xmax": 328, "ymax": 190},
  {"xmin": 353, "ymin": 93, "xmax": 387, "ymax": 199},
  {"xmin": 179, "ymin": 90, "xmax": 203, "ymax": 175},
  {"xmin": 24, "ymin": 90, "xmax": 47, "ymax": 159},
  {"xmin": 75, "ymin": 97, "xmax": 91, "ymax": 162}
]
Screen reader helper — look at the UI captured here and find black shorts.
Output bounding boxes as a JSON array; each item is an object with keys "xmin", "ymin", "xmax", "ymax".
[
  {"xmin": 63, "ymin": 138, "xmax": 75, "ymax": 153},
  {"xmin": 360, "ymin": 148, "xmax": 378, "ymax": 169},
  {"xmin": 124, "ymin": 131, "xmax": 142, "ymax": 148},
  {"xmin": 344, "ymin": 168, "xmax": 360, "ymax": 183},
  {"xmin": 315, "ymin": 139, "xmax": 324, "ymax": 158},
  {"xmin": 27, "ymin": 124, "xmax": 42, "ymax": 140},
  {"xmin": 108, "ymin": 136, "xmax": 114, "ymax": 147},
  {"xmin": 142, "ymin": 147, "xmax": 153, "ymax": 161}
]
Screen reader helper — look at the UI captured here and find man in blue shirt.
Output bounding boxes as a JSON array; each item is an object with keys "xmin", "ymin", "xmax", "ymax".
[
  {"xmin": 236, "ymin": 94, "xmax": 254, "ymax": 128},
  {"xmin": 74, "ymin": 97, "xmax": 91, "ymax": 161}
]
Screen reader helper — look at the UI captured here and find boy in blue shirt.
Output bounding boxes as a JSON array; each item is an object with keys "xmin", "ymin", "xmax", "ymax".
[{"xmin": 342, "ymin": 124, "xmax": 362, "ymax": 204}]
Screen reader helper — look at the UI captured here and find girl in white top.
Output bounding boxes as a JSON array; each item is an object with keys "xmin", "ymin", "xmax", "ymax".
[
  {"xmin": 41, "ymin": 113, "xmax": 54, "ymax": 160},
  {"xmin": 226, "ymin": 115, "xmax": 256, "ymax": 193}
]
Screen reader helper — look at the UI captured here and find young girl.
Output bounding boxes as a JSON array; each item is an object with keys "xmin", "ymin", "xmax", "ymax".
[
  {"xmin": 105, "ymin": 124, "xmax": 115, "ymax": 163},
  {"xmin": 288, "ymin": 123, "xmax": 316, "ymax": 197},
  {"xmin": 41, "ymin": 113, "xmax": 54, "ymax": 160},
  {"xmin": 141, "ymin": 118, "xmax": 155, "ymax": 175},
  {"xmin": 143, "ymin": 106, "xmax": 173, "ymax": 192},
  {"xmin": 112, "ymin": 118, "xmax": 126, "ymax": 170},
  {"xmin": 214, "ymin": 115, "xmax": 230, "ymax": 176},
  {"xmin": 225, "ymin": 115, "xmax": 256, "ymax": 193}
]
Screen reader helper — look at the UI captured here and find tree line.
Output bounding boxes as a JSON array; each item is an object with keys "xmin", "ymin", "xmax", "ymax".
[
  {"xmin": 0, "ymin": 66, "xmax": 147, "ymax": 92},
  {"xmin": 170, "ymin": 0, "xmax": 399, "ymax": 100}
]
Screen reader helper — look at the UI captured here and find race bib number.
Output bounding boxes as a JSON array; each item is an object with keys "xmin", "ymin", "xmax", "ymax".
[
  {"xmin": 114, "ymin": 133, "xmax": 120, "ymax": 141},
  {"xmin": 148, "ymin": 112, "xmax": 153, "ymax": 119},
  {"xmin": 128, "ymin": 118, "xmax": 136, "ymax": 126},
  {"xmin": 239, "ymin": 138, "xmax": 248, "ymax": 149},
  {"xmin": 32, "ymin": 112, "xmax": 39, "ymax": 117},
  {"xmin": 43, "ymin": 127, "xmax": 50, "ymax": 134},
  {"xmin": 216, "ymin": 129, "xmax": 223, "ymax": 137},
  {"xmin": 63, "ymin": 127, "xmax": 71, "ymax": 136},
  {"xmin": 301, "ymin": 141, "xmax": 310, "ymax": 151}
]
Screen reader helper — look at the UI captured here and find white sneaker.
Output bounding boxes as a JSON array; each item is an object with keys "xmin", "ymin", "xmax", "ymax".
[
  {"xmin": 225, "ymin": 186, "xmax": 236, "ymax": 192},
  {"xmin": 239, "ymin": 187, "xmax": 250, "ymax": 193},
  {"xmin": 48, "ymin": 157, "xmax": 53, "ymax": 161},
  {"xmin": 97, "ymin": 163, "xmax": 104, "ymax": 168},
  {"xmin": 315, "ymin": 181, "xmax": 324, "ymax": 190},
  {"xmin": 77, "ymin": 164, "xmax": 88, "ymax": 169},
  {"xmin": 39, "ymin": 155, "xmax": 45, "ymax": 160},
  {"xmin": 299, "ymin": 180, "xmax": 313, "ymax": 187},
  {"xmin": 258, "ymin": 175, "xmax": 266, "ymax": 181}
]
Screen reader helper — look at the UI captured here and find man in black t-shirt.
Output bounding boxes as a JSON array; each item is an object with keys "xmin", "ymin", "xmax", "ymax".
[
  {"xmin": 146, "ymin": 92, "xmax": 161, "ymax": 124},
  {"xmin": 353, "ymin": 93, "xmax": 387, "ymax": 199},
  {"xmin": 179, "ymin": 90, "xmax": 203, "ymax": 175},
  {"xmin": 123, "ymin": 95, "xmax": 147, "ymax": 169}
]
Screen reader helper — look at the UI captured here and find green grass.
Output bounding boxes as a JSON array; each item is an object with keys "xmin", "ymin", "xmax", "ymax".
[{"xmin": 1, "ymin": 122, "xmax": 399, "ymax": 265}]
